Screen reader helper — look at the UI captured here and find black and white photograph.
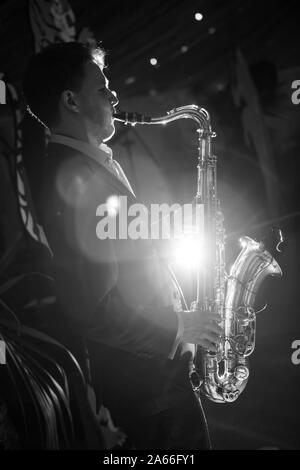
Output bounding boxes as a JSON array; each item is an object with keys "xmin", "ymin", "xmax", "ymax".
[{"xmin": 0, "ymin": 0, "xmax": 299, "ymax": 453}]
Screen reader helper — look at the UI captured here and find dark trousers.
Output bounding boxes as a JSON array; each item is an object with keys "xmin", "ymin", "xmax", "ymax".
[
  {"xmin": 88, "ymin": 341, "xmax": 211, "ymax": 450},
  {"xmin": 118, "ymin": 389, "xmax": 211, "ymax": 450}
]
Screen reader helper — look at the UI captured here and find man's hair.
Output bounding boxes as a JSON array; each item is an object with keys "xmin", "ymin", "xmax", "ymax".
[{"xmin": 23, "ymin": 42, "xmax": 105, "ymax": 128}]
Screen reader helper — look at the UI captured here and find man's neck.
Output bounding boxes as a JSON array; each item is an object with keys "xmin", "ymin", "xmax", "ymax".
[
  {"xmin": 51, "ymin": 127, "xmax": 105, "ymax": 150},
  {"xmin": 51, "ymin": 123, "xmax": 89, "ymax": 143}
]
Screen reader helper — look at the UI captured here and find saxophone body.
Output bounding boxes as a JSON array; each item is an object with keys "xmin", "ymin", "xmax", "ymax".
[{"xmin": 114, "ymin": 106, "xmax": 282, "ymax": 403}]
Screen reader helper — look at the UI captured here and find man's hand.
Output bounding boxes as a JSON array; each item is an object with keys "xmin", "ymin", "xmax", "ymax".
[{"xmin": 177, "ymin": 310, "xmax": 222, "ymax": 352}]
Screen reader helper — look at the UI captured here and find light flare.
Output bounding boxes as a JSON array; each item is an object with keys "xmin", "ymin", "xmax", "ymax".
[{"xmin": 172, "ymin": 232, "xmax": 206, "ymax": 269}]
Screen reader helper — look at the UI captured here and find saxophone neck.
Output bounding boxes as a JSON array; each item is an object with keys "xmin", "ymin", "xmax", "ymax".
[{"xmin": 114, "ymin": 105, "xmax": 216, "ymax": 137}]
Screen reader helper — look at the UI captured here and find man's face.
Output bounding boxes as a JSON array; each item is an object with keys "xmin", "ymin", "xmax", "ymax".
[{"xmin": 76, "ymin": 61, "xmax": 118, "ymax": 145}]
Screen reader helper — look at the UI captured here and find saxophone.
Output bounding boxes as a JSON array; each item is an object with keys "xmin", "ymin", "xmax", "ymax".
[{"xmin": 114, "ymin": 106, "xmax": 282, "ymax": 403}]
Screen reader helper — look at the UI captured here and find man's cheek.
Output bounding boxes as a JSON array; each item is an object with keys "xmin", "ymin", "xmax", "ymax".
[{"xmin": 89, "ymin": 106, "xmax": 104, "ymax": 123}]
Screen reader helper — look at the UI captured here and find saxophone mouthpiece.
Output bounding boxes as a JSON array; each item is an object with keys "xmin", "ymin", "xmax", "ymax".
[{"xmin": 114, "ymin": 111, "xmax": 152, "ymax": 125}]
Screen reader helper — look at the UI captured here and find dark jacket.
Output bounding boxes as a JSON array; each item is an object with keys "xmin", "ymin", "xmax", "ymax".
[
  {"xmin": 38, "ymin": 142, "xmax": 179, "ymax": 354},
  {"xmin": 37, "ymin": 143, "xmax": 195, "ymax": 422}
]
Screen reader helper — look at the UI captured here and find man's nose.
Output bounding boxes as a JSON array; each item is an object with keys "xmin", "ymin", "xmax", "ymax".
[{"xmin": 109, "ymin": 90, "xmax": 119, "ymax": 107}]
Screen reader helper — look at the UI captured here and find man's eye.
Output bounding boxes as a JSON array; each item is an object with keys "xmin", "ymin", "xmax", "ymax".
[{"xmin": 98, "ymin": 87, "xmax": 108, "ymax": 94}]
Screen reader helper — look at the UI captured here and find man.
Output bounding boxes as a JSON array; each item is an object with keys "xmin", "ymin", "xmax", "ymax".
[{"xmin": 22, "ymin": 42, "xmax": 221, "ymax": 449}]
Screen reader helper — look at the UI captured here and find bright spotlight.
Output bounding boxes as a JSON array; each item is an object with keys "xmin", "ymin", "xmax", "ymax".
[{"xmin": 173, "ymin": 233, "xmax": 205, "ymax": 269}]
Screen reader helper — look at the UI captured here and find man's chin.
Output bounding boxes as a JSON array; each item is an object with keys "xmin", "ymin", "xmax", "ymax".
[{"xmin": 103, "ymin": 126, "xmax": 115, "ymax": 142}]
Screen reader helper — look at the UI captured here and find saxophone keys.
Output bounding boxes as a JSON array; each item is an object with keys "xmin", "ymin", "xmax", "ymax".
[{"xmin": 234, "ymin": 365, "xmax": 249, "ymax": 381}]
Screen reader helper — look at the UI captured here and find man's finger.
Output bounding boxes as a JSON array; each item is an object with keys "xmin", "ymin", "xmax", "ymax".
[
  {"xmin": 200, "ymin": 338, "xmax": 218, "ymax": 352},
  {"xmin": 207, "ymin": 323, "xmax": 223, "ymax": 335},
  {"xmin": 200, "ymin": 312, "xmax": 222, "ymax": 322},
  {"xmin": 203, "ymin": 331, "xmax": 221, "ymax": 344}
]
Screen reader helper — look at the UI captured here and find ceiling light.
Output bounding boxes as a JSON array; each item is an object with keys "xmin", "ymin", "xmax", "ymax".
[
  {"xmin": 195, "ymin": 12, "xmax": 203, "ymax": 21},
  {"xmin": 150, "ymin": 58, "xmax": 158, "ymax": 66}
]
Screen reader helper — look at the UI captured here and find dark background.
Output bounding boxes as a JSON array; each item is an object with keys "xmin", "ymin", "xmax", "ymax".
[{"xmin": 0, "ymin": 0, "xmax": 299, "ymax": 449}]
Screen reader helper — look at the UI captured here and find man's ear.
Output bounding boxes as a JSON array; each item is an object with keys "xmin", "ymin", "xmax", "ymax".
[{"xmin": 61, "ymin": 90, "xmax": 79, "ymax": 113}]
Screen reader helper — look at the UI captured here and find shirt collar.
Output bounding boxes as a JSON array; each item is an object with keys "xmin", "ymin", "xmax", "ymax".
[{"xmin": 50, "ymin": 133, "xmax": 113, "ymax": 168}]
